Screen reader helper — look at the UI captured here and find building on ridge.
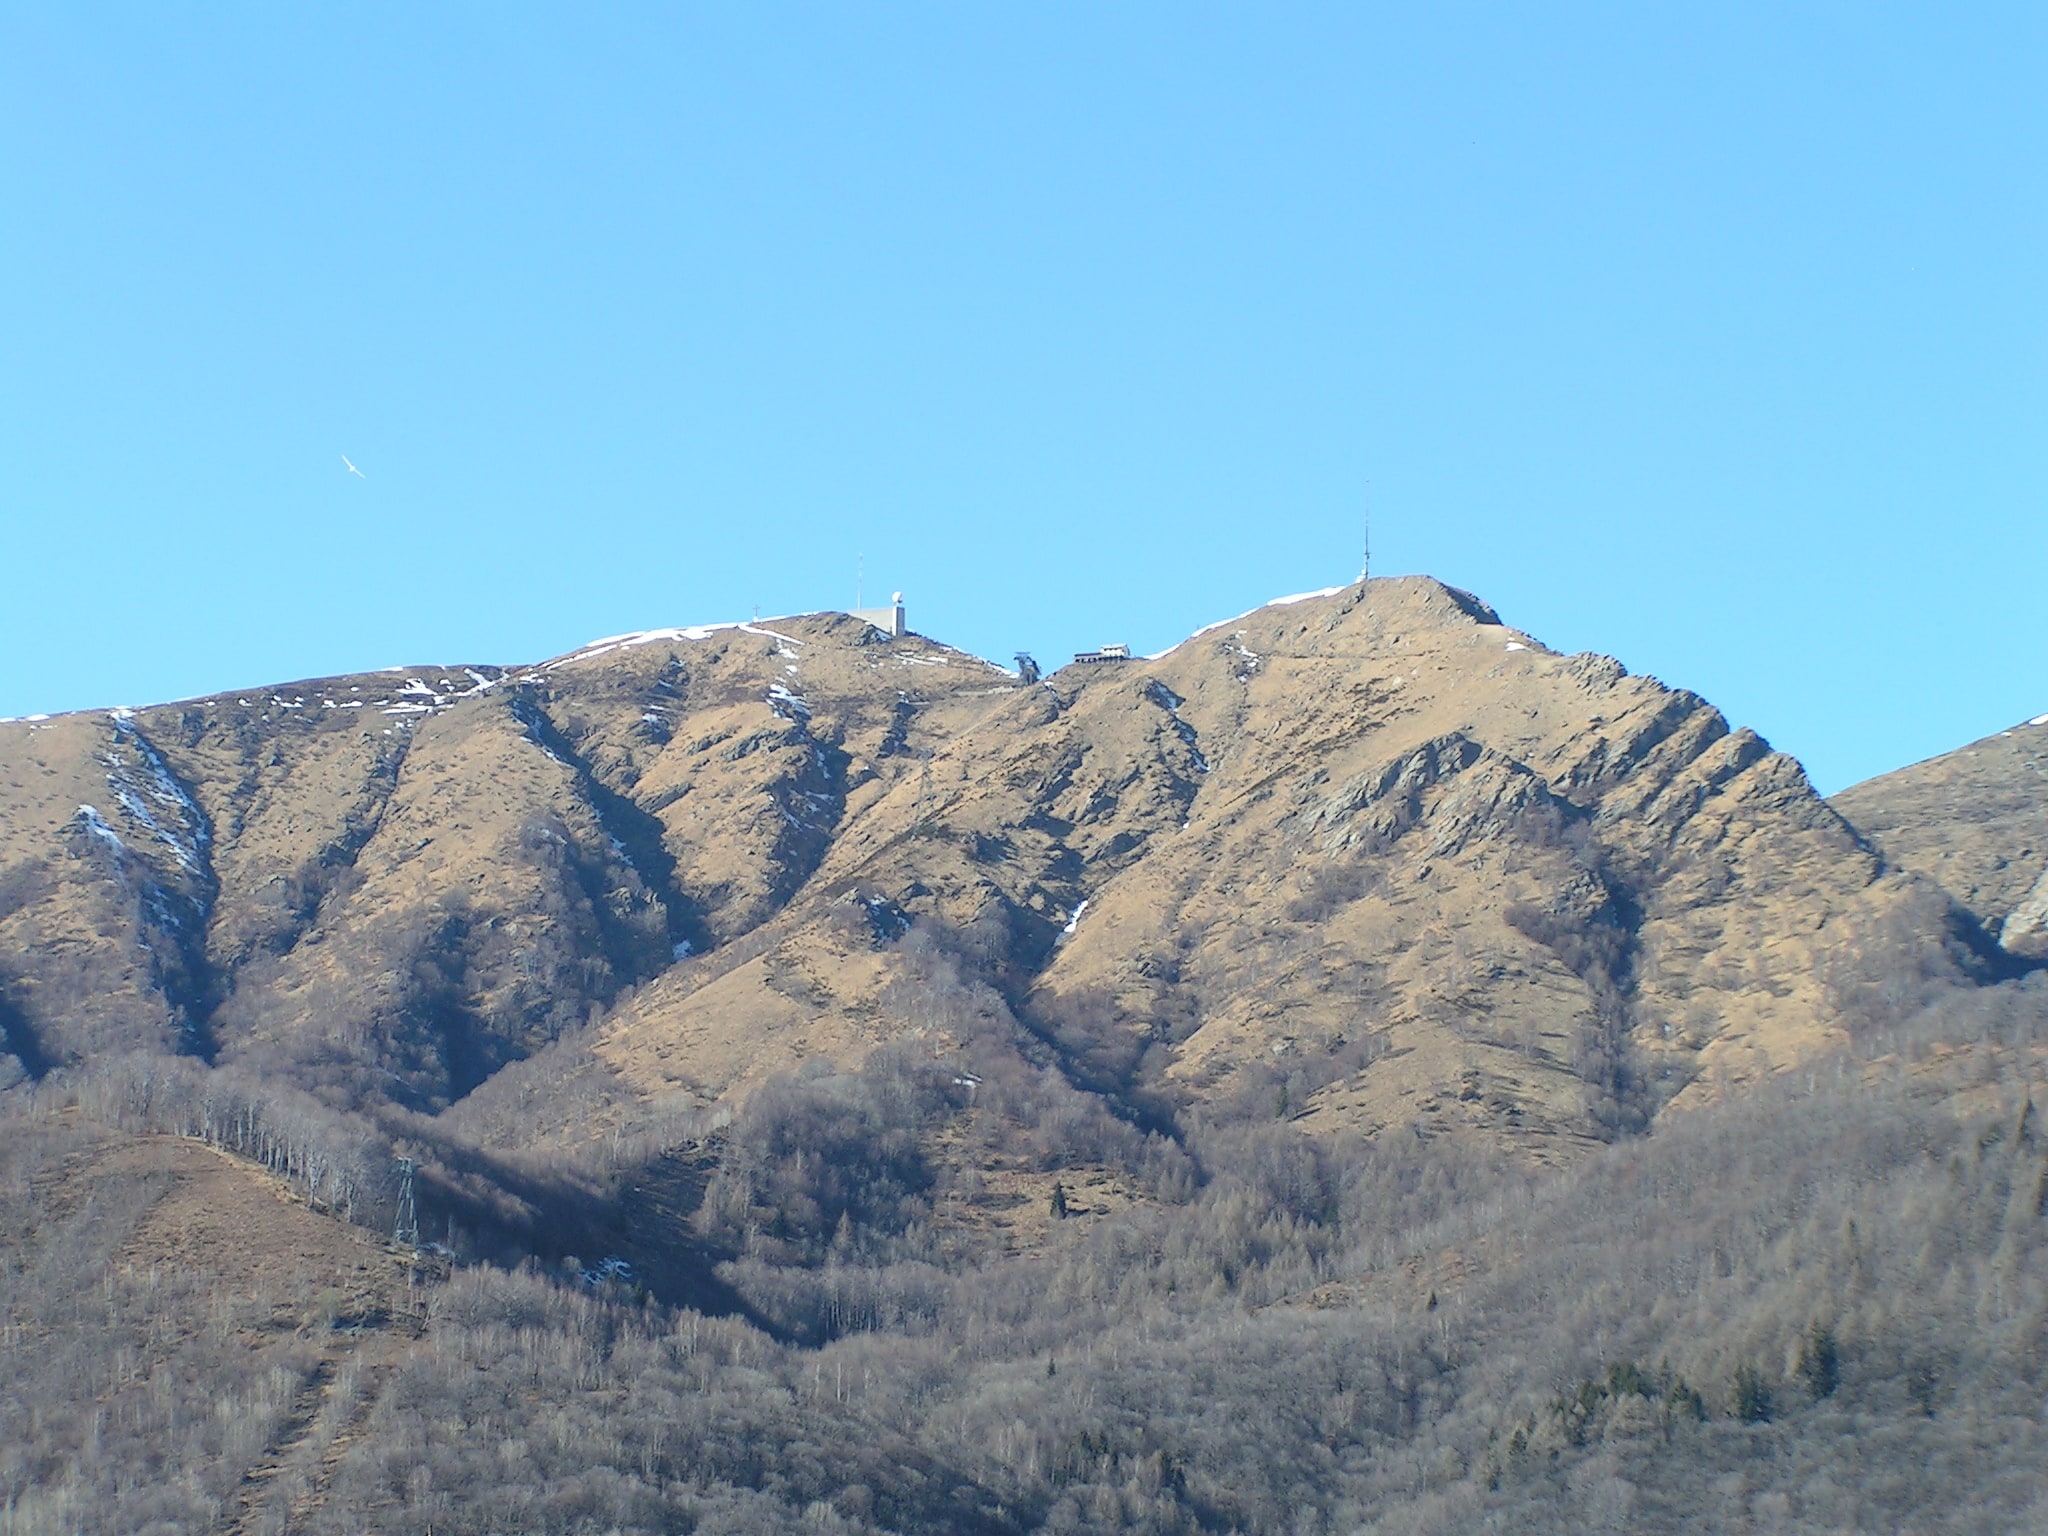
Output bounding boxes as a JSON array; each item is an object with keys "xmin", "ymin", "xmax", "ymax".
[{"xmin": 851, "ymin": 592, "xmax": 907, "ymax": 638}]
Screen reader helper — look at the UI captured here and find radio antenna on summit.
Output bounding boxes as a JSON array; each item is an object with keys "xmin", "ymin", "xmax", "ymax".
[{"xmin": 1359, "ymin": 483, "xmax": 1372, "ymax": 583}]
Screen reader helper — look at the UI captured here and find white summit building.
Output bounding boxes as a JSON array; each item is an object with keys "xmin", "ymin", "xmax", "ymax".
[{"xmin": 850, "ymin": 592, "xmax": 907, "ymax": 638}]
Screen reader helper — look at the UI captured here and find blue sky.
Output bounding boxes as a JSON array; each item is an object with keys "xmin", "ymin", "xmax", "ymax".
[{"xmin": 1, "ymin": 5, "xmax": 2039, "ymax": 793}]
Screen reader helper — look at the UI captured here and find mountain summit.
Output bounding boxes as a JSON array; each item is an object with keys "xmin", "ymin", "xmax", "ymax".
[{"xmin": 0, "ymin": 578, "xmax": 1989, "ymax": 1160}]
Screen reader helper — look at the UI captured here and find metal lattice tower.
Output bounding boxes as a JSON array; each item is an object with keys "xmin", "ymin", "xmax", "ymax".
[
  {"xmin": 912, "ymin": 748, "xmax": 935, "ymax": 829},
  {"xmin": 1360, "ymin": 483, "xmax": 1372, "ymax": 583},
  {"xmin": 392, "ymin": 1156, "xmax": 420, "ymax": 1248}
]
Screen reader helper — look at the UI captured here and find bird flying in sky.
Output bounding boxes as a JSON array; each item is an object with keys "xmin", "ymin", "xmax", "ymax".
[{"xmin": 342, "ymin": 455, "xmax": 365, "ymax": 478}]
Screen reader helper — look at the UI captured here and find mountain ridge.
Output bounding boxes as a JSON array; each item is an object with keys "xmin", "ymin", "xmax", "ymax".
[{"xmin": 1, "ymin": 575, "xmax": 2007, "ymax": 1164}]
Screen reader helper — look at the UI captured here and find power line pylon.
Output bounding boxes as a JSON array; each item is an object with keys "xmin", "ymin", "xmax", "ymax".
[
  {"xmin": 393, "ymin": 1156, "xmax": 420, "ymax": 1249},
  {"xmin": 912, "ymin": 748, "xmax": 935, "ymax": 830}
]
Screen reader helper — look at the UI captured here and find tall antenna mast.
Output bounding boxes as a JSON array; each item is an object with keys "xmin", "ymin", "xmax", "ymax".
[
  {"xmin": 1360, "ymin": 482, "xmax": 1371, "ymax": 583},
  {"xmin": 856, "ymin": 552, "xmax": 864, "ymax": 611}
]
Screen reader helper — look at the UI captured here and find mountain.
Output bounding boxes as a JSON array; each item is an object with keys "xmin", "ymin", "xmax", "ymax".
[
  {"xmin": 1831, "ymin": 716, "xmax": 2048, "ymax": 959},
  {"xmin": 3, "ymin": 576, "xmax": 2044, "ymax": 1535},
  {"xmin": 0, "ymin": 578, "xmax": 1984, "ymax": 1146}
]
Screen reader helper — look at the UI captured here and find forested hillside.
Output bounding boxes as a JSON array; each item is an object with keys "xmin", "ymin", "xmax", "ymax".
[{"xmin": 2, "ymin": 578, "xmax": 2043, "ymax": 1534}]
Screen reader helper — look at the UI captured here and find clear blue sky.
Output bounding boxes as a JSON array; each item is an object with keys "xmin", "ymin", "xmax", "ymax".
[{"xmin": 2, "ymin": 6, "xmax": 2040, "ymax": 793}]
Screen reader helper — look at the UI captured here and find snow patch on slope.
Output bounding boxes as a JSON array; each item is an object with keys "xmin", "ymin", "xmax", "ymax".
[
  {"xmin": 102, "ymin": 719, "xmax": 211, "ymax": 873},
  {"xmin": 378, "ymin": 672, "xmax": 507, "ymax": 716},
  {"xmin": 1144, "ymin": 680, "xmax": 1210, "ymax": 774},
  {"xmin": 74, "ymin": 805, "xmax": 127, "ymax": 855},
  {"xmin": 1148, "ymin": 586, "xmax": 1348, "ymax": 660},
  {"xmin": 545, "ymin": 622, "xmax": 805, "ymax": 671}
]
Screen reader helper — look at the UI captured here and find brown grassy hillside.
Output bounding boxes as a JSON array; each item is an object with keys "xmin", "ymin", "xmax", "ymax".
[
  {"xmin": 1832, "ymin": 716, "xmax": 2048, "ymax": 958},
  {"xmin": 0, "ymin": 580, "xmax": 1990, "ymax": 1165}
]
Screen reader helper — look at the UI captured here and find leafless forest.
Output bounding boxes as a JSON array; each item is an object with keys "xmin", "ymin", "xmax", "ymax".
[{"xmin": 5, "ymin": 923, "xmax": 2046, "ymax": 1535}]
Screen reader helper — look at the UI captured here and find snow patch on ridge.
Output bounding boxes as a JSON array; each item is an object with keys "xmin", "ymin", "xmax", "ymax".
[
  {"xmin": 546, "ymin": 622, "xmax": 806, "ymax": 670},
  {"xmin": 375, "ymin": 671, "xmax": 506, "ymax": 716},
  {"xmin": 1148, "ymin": 586, "xmax": 1348, "ymax": 660}
]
